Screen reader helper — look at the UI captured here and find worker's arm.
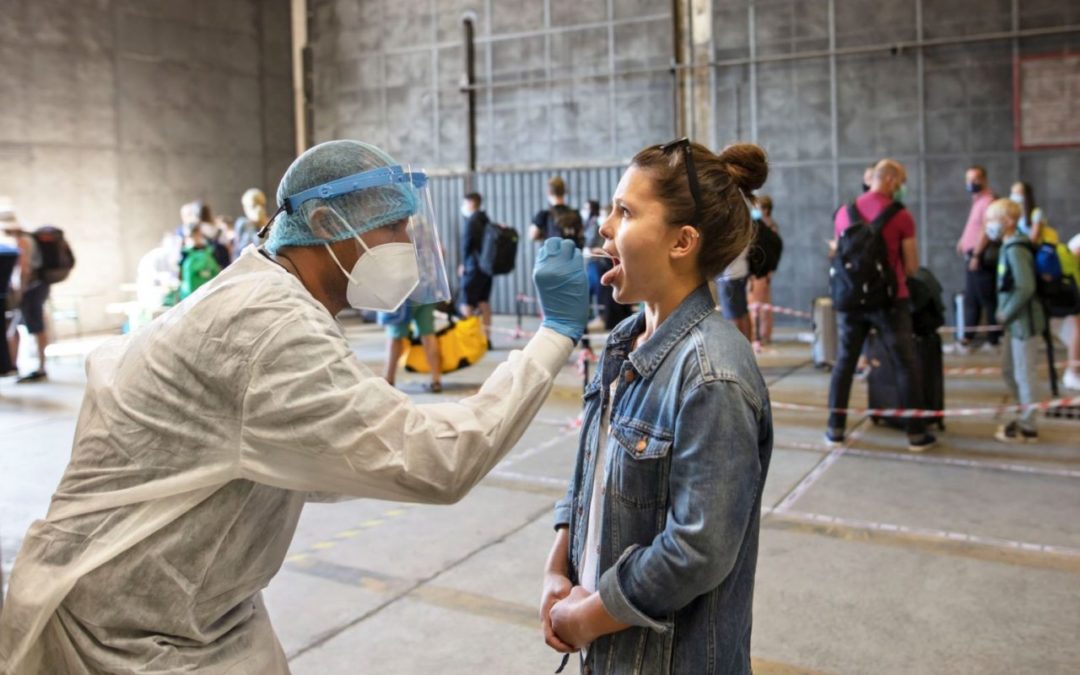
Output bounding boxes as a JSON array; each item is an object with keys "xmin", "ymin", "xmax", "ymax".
[
  {"xmin": 239, "ymin": 316, "xmax": 573, "ymax": 505},
  {"xmin": 901, "ymin": 236, "xmax": 919, "ymax": 278}
]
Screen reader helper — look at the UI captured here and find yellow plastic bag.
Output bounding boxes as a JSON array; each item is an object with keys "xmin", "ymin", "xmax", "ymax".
[{"xmin": 402, "ymin": 315, "xmax": 488, "ymax": 373}]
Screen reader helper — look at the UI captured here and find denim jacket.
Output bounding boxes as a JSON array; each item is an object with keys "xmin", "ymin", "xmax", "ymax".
[{"xmin": 554, "ymin": 284, "xmax": 774, "ymax": 675}]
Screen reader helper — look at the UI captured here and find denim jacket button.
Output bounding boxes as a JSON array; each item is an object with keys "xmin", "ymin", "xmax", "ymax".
[
  {"xmin": 624, "ymin": 370, "xmax": 635, "ymax": 383},
  {"xmin": 635, "ymin": 439, "xmax": 647, "ymax": 453}
]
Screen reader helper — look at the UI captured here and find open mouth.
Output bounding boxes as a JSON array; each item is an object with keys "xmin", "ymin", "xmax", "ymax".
[{"xmin": 601, "ymin": 254, "xmax": 622, "ymax": 286}]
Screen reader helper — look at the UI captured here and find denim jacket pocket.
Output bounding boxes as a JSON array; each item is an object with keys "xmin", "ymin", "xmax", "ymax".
[{"xmin": 609, "ymin": 417, "xmax": 673, "ymax": 509}]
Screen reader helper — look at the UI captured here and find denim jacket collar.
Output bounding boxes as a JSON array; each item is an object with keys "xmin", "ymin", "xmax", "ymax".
[{"xmin": 608, "ymin": 284, "xmax": 715, "ymax": 379}]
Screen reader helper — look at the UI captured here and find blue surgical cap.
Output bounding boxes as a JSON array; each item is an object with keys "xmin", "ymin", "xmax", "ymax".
[{"xmin": 267, "ymin": 140, "xmax": 418, "ymax": 254}]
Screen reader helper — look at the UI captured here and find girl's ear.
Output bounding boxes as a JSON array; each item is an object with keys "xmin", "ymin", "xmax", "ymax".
[{"xmin": 669, "ymin": 225, "xmax": 699, "ymax": 263}]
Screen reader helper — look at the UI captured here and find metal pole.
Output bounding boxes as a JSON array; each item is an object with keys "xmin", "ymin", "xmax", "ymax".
[{"xmin": 462, "ymin": 13, "xmax": 478, "ymax": 190}]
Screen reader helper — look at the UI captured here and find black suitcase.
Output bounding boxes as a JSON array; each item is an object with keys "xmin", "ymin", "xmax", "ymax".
[{"xmin": 866, "ymin": 331, "xmax": 945, "ymax": 430}]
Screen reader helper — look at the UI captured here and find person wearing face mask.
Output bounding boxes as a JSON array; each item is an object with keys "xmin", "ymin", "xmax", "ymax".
[
  {"xmin": 232, "ymin": 188, "xmax": 270, "ymax": 262},
  {"xmin": 1009, "ymin": 181, "xmax": 1058, "ymax": 246},
  {"xmin": 178, "ymin": 200, "xmax": 232, "ymax": 271},
  {"xmin": 826, "ymin": 159, "xmax": 936, "ymax": 452},
  {"xmin": 986, "ymin": 198, "xmax": 1047, "ymax": 443},
  {"xmin": 0, "ymin": 140, "xmax": 589, "ymax": 674},
  {"xmin": 746, "ymin": 194, "xmax": 781, "ymax": 350},
  {"xmin": 458, "ymin": 191, "xmax": 493, "ymax": 341},
  {"xmin": 953, "ymin": 165, "xmax": 1000, "ymax": 353}
]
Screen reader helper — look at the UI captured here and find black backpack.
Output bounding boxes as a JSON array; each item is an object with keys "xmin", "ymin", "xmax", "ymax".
[
  {"xmin": 33, "ymin": 225, "xmax": 76, "ymax": 284},
  {"xmin": 479, "ymin": 223, "xmax": 519, "ymax": 276},
  {"xmin": 547, "ymin": 206, "xmax": 584, "ymax": 247},
  {"xmin": 829, "ymin": 201, "xmax": 903, "ymax": 312},
  {"xmin": 747, "ymin": 219, "xmax": 783, "ymax": 278}
]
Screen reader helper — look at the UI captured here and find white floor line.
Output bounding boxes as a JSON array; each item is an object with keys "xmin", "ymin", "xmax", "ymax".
[
  {"xmin": 777, "ymin": 442, "xmax": 1080, "ymax": 480},
  {"xmin": 774, "ymin": 509, "xmax": 1080, "ymax": 559},
  {"xmin": 498, "ymin": 427, "xmax": 579, "ymax": 468},
  {"xmin": 772, "ymin": 424, "xmax": 866, "ymax": 513},
  {"xmin": 488, "ymin": 470, "xmax": 568, "ymax": 489},
  {"xmin": 840, "ymin": 447, "xmax": 1080, "ymax": 480}
]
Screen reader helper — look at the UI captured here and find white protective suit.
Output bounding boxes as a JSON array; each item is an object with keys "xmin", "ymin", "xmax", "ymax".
[{"xmin": 0, "ymin": 246, "xmax": 572, "ymax": 674}]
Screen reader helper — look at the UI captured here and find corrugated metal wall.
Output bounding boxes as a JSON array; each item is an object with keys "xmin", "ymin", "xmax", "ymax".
[{"xmin": 431, "ymin": 166, "xmax": 625, "ymax": 315}]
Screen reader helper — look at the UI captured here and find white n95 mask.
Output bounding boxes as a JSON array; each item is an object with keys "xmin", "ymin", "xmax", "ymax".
[{"xmin": 326, "ymin": 236, "xmax": 419, "ymax": 312}]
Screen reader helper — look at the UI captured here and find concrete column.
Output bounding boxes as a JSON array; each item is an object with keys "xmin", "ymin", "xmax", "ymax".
[
  {"xmin": 291, "ymin": 0, "xmax": 310, "ymax": 154},
  {"xmin": 673, "ymin": 0, "xmax": 713, "ymax": 144}
]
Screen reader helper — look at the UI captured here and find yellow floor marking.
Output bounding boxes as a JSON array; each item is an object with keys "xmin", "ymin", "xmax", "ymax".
[
  {"xmin": 359, "ymin": 577, "xmax": 390, "ymax": 593},
  {"xmin": 334, "ymin": 530, "xmax": 360, "ymax": 539},
  {"xmin": 751, "ymin": 657, "xmax": 835, "ymax": 675},
  {"xmin": 360, "ymin": 518, "xmax": 384, "ymax": 528},
  {"xmin": 311, "ymin": 541, "xmax": 336, "ymax": 550},
  {"xmin": 285, "ymin": 553, "xmax": 309, "ymax": 563},
  {"xmin": 383, "ymin": 509, "xmax": 406, "ymax": 517}
]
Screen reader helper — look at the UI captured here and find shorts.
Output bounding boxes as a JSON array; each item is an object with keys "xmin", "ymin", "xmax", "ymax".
[
  {"xmin": 385, "ymin": 303, "xmax": 437, "ymax": 339},
  {"xmin": 717, "ymin": 276, "xmax": 748, "ymax": 320},
  {"xmin": 461, "ymin": 270, "xmax": 493, "ymax": 307},
  {"xmin": 20, "ymin": 281, "xmax": 50, "ymax": 334}
]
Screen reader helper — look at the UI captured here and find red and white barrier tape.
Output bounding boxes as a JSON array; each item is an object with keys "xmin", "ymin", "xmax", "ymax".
[
  {"xmin": 937, "ymin": 324, "xmax": 1005, "ymax": 334},
  {"xmin": 748, "ymin": 302, "xmax": 813, "ymax": 320},
  {"xmin": 770, "ymin": 396, "xmax": 1080, "ymax": 418},
  {"xmin": 944, "ymin": 367, "xmax": 1003, "ymax": 376}
]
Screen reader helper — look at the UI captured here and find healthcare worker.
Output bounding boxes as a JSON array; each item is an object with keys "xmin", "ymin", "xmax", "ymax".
[{"xmin": 0, "ymin": 140, "xmax": 589, "ymax": 674}]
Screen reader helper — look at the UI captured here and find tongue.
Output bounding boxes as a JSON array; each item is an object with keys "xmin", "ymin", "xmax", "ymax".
[{"xmin": 601, "ymin": 265, "xmax": 620, "ymax": 286}]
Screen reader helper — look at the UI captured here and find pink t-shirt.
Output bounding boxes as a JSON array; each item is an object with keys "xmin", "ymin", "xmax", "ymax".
[
  {"xmin": 834, "ymin": 191, "xmax": 916, "ymax": 300},
  {"xmin": 958, "ymin": 191, "xmax": 994, "ymax": 254}
]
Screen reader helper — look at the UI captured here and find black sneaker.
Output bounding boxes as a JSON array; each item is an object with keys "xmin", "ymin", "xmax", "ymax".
[
  {"xmin": 907, "ymin": 433, "xmax": 937, "ymax": 453},
  {"xmin": 15, "ymin": 370, "xmax": 47, "ymax": 384},
  {"xmin": 994, "ymin": 422, "xmax": 1037, "ymax": 444},
  {"xmin": 824, "ymin": 429, "xmax": 845, "ymax": 448}
]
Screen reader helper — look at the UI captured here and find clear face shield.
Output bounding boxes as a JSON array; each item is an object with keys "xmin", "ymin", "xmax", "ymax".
[{"xmin": 267, "ymin": 164, "xmax": 452, "ymax": 308}]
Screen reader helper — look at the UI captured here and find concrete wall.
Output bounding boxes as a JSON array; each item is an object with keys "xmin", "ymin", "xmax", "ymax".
[
  {"xmin": 0, "ymin": 0, "xmax": 295, "ymax": 335},
  {"xmin": 310, "ymin": 0, "xmax": 1080, "ymax": 322},
  {"xmin": 308, "ymin": 0, "xmax": 676, "ymax": 169},
  {"xmin": 713, "ymin": 0, "xmax": 1080, "ymax": 318}
]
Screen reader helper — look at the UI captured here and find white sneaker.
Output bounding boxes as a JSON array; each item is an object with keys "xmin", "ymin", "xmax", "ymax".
[
  {"xmin": 1063, "ymin": 370, "xmax": 1080, "ymax": 392},
  {"xmin": 979, "ymin": 342, "xmax": 1000, "ymax": 355},
  {"xmin": 944, "ymin": 342, "xmax": 971, "ymax": 356}
]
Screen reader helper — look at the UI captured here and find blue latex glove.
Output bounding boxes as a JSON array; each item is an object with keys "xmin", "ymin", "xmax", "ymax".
[{"xmin": 533, "ymin": 238, "xmax": 589, "ymax": 343}]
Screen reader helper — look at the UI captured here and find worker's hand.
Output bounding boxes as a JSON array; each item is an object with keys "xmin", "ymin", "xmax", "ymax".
[
  {"xmin": 534, "ymin": 238, "xmax": 588, "ymax": 343},
  {"xmin": 541, "ymin": 571, "xmax": 576, "ymax": 653},
  {"xmin": 967, "ymin": 256, "xmax": 980, "ymax": 272}
]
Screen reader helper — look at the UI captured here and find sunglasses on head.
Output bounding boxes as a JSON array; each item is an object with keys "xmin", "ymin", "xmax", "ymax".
[{"xmin": 659, "ymin": 137, "xmax": 704, "ymax": 228}]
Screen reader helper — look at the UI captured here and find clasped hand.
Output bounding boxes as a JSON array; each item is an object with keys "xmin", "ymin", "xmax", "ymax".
[{"xmin": 540, "ymin": 576, "xmax": 597, "ymax": 652}]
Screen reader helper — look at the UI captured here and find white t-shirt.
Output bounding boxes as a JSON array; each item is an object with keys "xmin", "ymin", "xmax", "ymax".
[
  {"xmin": 580, "ymin": 379, "xmax": 619, "ymax": 593},
  {"xmin": 720, "ymin": 247, "xmax": 749, "ymax": 280}
]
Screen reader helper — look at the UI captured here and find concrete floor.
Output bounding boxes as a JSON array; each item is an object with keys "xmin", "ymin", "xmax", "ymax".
[{"xmin": 1, "ymin": 315, "xmax": 1079, "ymax": 674}]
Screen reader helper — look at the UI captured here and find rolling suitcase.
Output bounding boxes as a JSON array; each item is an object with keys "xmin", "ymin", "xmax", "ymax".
[
  {"xmin": 812, "ymin": 296, "xmax": 837, "ymax": 369},
  {"xmin": 866, "ymin": 331, "xmax": 945, "ymax": 430}
]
